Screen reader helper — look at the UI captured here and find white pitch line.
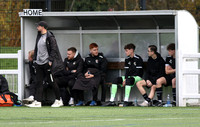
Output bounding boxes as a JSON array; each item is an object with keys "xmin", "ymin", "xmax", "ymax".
[
  {"xmin": 2, "ymin": 117, "xmax": 200, "ymax": 125},
  {"xmin": 76, "ymin": 119, "xmax": 125, "ymax": 122},
  {"xmin": 3, "ymin": 121, "xmax": 54, "ymax": 125},
  {"xmin": 77, "ymin": 117, "xmax": 185, "ymax": 122}
]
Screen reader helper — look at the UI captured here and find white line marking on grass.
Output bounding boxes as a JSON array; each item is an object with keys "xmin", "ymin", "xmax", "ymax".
[
  {"xmin": 77, "ymin": 117, "xmax": 200, "ymax": 122},
  {"xmin": 78, "ymin": 119, "xmax": 125, "ymax": 122},
  {"xmin": 136, "ymin": 118, "xmax": 184, "ymax": 121},
  {"xmin": 2, "ymin": 117, "xmax": 200, "ymax": 125},
  {"xmin": 2, "ymin": 121, "xmax": 54, "ymax": 125}
]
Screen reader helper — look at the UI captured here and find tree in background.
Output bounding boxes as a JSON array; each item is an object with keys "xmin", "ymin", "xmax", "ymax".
[
  {"xmin": 0, "ymin": 0, "xmax": 200, "ymax": 48},
  {"xmin": 146, "ymin": 0, "xmax": 200, "ymax": 25},
  {"xmin": 70, "ymin": 0, "xmax": 117, "ymax": 11},
  {"xmin": 0, "ymin": 0, "xmax": 29, "ymax": 47},
  {"xmin": 69, "ymin": 0, "xmax": 200, "ymax": 26}
]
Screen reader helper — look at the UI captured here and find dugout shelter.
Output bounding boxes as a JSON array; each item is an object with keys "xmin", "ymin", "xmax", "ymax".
[{"xmin": 19, "ymin": 10, "xmax": 199, "ymax": 106}]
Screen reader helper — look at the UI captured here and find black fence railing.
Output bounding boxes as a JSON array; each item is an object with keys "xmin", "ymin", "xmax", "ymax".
[{"xmin": 30, "ymin": 0, "xmax": 66, "ymax": 11}]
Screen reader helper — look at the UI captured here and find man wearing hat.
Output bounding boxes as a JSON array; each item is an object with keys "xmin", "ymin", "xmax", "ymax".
[{"xmin": 26, "ymin": 21, "xmax": 64, "ymax": 107}]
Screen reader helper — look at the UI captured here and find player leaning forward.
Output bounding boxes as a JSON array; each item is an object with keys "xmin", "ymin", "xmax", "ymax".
[{"xmin": 103, "ymin": 43, "xmax": 145, "ymax": 107}]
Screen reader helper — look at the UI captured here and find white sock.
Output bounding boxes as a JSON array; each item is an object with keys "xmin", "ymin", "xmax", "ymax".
[
  {"xmin": 124, "ymin": 97, "xmax": 128, "ymax": 102},
  {"xmin": 110, "ymin": 97, "xmax": 114, "ymax": 102}
]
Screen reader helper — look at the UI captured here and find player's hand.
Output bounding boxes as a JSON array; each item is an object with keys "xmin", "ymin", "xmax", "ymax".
[
  {"xmin": 122, "ymin": 80, "xmax": 126, "ymax": 87},
  {"xmin": 49, "ymin": 61, "xmax": 52, "ymax": 66},
  {"xmin": 72, "ymin": 70, "xmax": 76, "ymax": 73},
  {"xmin": 85, "ymin": 71, "xmax": 89, "ymax": 77},
  {"xmin": 146, "ymin": 80, "xmax": 152, "ymax": 87},
  {"xmin": 85, "ymin": 74, "xmax": 94, "ymax": 79}
]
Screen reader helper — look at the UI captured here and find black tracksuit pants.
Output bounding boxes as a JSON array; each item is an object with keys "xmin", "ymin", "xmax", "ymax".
[
  {"xmin": 55, "ymin": 76, "xmax": 76, "ymax": 104},
  {"xmin": 35, "ymin": 63, "xmax": 60, "ymax": 102},
  {"xmin": 29, "ymin": 80, "xmax": 36, "ymax": 97}
]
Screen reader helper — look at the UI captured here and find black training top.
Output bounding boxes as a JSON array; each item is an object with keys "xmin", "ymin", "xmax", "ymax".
[
  {"xmin": 124, "ymin": 54, "xmax": 143, "ymax": 79},
  {"xmin": 63, "ymin": 52, "xmax": 84, "ymax": 79},
  {"xmin": 165, "ymin": 55, "xmax": 175, "ymax": 69},
  {"xmin": 84, "ymin": 52, "xmax": 108, "ymax": 76},
  {"xmin": 147, "ymin": 52, "xmax": 166, "ymax": 81},
  {"xmin": 165, "ymin": 55, "xmax": 175, "ymax": 78}
]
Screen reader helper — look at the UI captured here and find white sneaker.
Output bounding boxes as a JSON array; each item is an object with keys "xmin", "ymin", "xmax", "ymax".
[
  {"xmin": 68, "ymin": 97, "xmax": 74, "ymax": 105},
  {"xmin": 26, "ymin": 100, "xmax": 41, "ymax": 108},
  {"xmin": 138, "ymin": 100, "xmax": 149, "ymax": 107},
  {"xmin": 51, "ymin": 99, "xmax": 63, "ymax": 107},
  {"xmin": 23, "ymin": 95, "xmax": 34, "ymax": 102},
  {"xmin": 59, "ymin": 98, "xmax": 64, "ymax": 107}
]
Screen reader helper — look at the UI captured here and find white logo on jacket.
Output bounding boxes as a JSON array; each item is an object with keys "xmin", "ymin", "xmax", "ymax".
[
  {"xmin": 169, "ymin": 59, "xmax": 172, "ymax": 64},
  {"xmin": 134, "ymin": 62, "xmax": 136, "ymax": 66}
]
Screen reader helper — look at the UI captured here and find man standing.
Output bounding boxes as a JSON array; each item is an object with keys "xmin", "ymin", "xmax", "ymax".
[
  {"xmin": 165, "ymin": 43, "xmax": 176, "ymax": 104},
  {"xmin": 138, "ymin": 45, "xmax": 166, "ymax": 106},
  {"xmin": 55, "ymin": 47, "xmax": 84, "ymax": 106},
  {"xmin": 103, "ymin": 43, "xmax": 145, "ymax": 107},
  {"xmin": 26, "ymin": 21, "xmax": 64, "ymax": 107}
]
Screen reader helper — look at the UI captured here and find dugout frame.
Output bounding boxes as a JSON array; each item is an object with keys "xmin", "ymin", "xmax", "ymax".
[{"xmin": 19, "ymin": 10, "xmax": 199, "ymax": 106}]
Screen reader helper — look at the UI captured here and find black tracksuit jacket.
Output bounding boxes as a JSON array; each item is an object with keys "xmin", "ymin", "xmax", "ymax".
[
  {"xmin": 33, "ymin": 31, "xmax": 64, "ymax": 75},
  {"xmin": 124, "ymin": 54, "xmax": 144, "ymax": 79},
  {"xmin": 63, "ymin": 52, "xmax": 84, "ymax": 79},
  {"xmin": 146, "ymin": 52, "xmax": 166, "ymax": 82},
  {"xmin": 84, "ymin": 53, "xmax": 108, "ymax": 77}
]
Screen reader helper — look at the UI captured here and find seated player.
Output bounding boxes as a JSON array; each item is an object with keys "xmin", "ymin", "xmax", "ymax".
[
  {"xmin": 103, "ymin": 43, "xmax": 145, "ymax": 107},
  {"xmin": 73, "ymin": 43, "xmax": 107, "ymax": 106},
  {"xmin": 165, "ymin": 43, "xmax": 176, "ymax": 104},
  {"xmin": 138, "ymin": 45, "xmax": 166, "ymax": 106},
  {"xmin": 23, "ymin": 50, "xmax": 36, "ymax": 103},
  {"xmin": 55, "ymin": 47, "xmax": 84, "ymax": 106}
]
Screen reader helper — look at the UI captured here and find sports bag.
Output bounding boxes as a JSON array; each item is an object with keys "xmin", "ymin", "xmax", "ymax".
[
  {"xmin": 0, "ymin": 94, "xmax": 14, "ymax": 107},
  {"xmin": 0, "ymin": 75, "xmax": 9, "ymax": 93}
]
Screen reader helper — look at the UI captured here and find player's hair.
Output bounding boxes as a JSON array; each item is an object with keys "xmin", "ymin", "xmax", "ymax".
[
  {"xmin": 124, "ymin": 43, "xmax": 135, "ymax": 50},
  {"xmin": 89, "ymin": 43, "xmax": 98, "ymax": 49},
  {"xmin": 167, "ymin": 43, "xmax": 175, "ymax": 50},
  {"xmin": 68, "ymin": 47, "xmax": 77, "ymax": 53},
  {"xmin": 148, "ymin": 45, "xmax": 157, "ymax": 53}
]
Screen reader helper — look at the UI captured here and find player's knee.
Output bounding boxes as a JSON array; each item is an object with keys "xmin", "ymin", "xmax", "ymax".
[
  {"xmin": 136, "ymin": 82, "xmax": 140, "ymax": 87},
  {"xmin": 112, "ymin": 77, "xmax": 122, "ymax": 84},
  {"xmin": 156, "ymin": 78, "xmax": 165, "ymax": 86},
  {"xmin": 151, "ymin": 85, "xmax": 157, "ymax": 90},
  {"xmin": 126, "ymin": 78, "xmax": 135, "ymax": 86},
  {"xmin": 136, "ymin": 80, "xmax": 145, "ymax": 87},
  {"xmin": 172, "ymin": 78, "xmax": 176, "ymax": 84},
  {"xmin": 156, "ymin": 79, "xmax": 161, "ymax": 85}
]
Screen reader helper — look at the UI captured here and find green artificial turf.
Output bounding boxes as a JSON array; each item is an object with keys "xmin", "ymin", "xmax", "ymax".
[{"xmin": 1, "ymin": 106, "xmax": 200, "ymax": 127}]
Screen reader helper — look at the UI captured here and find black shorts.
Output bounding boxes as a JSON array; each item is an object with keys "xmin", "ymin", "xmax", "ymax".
[
  {"xmin": 146, "ymin": 76, "xmax": 167, "ymax": 88},
  {"xmin": 165, "ymin": 75, "xmax": 175, "ymax": 86},
  {"xmin": 146, "ymin": 79, "xmax": 156, "ymax": 89},
  {"xmin": 147, "ymin": 78, "xmax": 157, "ymax": 85}
]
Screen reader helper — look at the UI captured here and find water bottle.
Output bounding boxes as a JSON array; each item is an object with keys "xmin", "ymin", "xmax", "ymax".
[
  {"xmin": 163, "ymin": 94, "xmax": 172, "ymax": 107},
  {"xmin": 134, "ymin": 98, "xmax": 138, "ymax": 106},
  {"xmin": 167, "ymin": 94, "xmax": 170, "ymax": 104}
]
